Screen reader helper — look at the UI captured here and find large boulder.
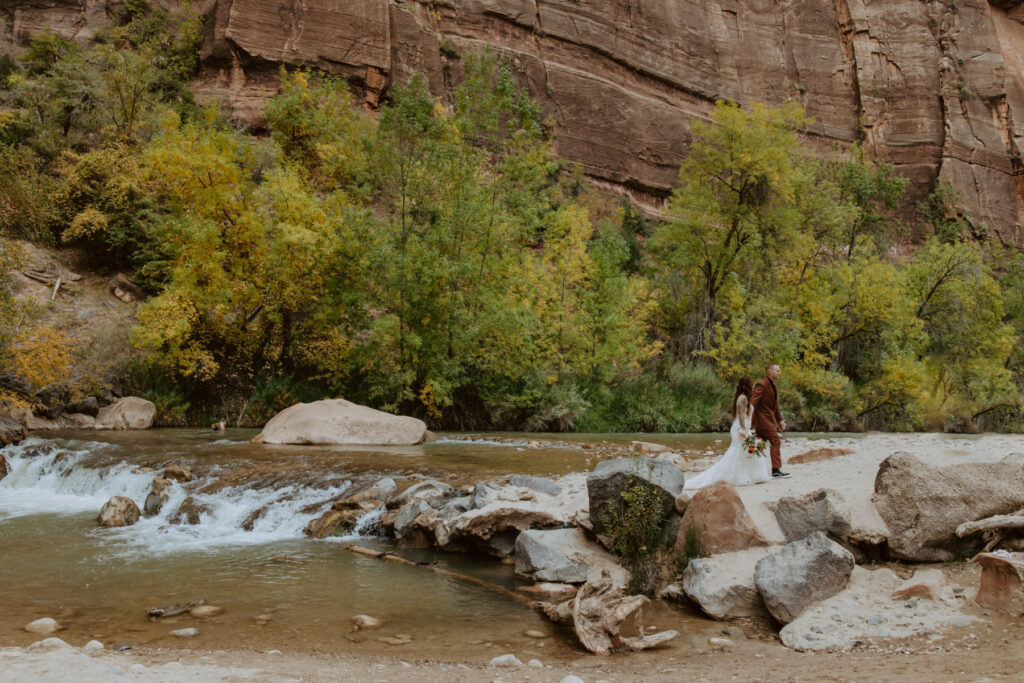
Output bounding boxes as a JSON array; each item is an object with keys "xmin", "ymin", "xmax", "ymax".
[
  {"xmin": 65, "ymin": 396, "xmax": 100, "ymax": 417},
  {"xmin": 32, "ymin": 383, "xmax": 70, "ymax": 420},
  {"xmin": 94, "ymin": 397, "xmax": 156, "ymax": 430},
  {"xmin": 515, "ymin": 528, "xmax": 611, "ymax": 584},
  {"xmin": 587, "ymin": 458, "xmax": 685, "ymax": 538},
  {"xmin": 976, "ymin": 552, "xmax": 1024, "ymax": 617},
  {"xmin": 252, "ymin": 399, "xmax": 426, "ymax": 445},
  {"xmin": 680, "ymin": 547, "xmax": 772, "ymax": 619},
  {"xmin": 305, "ymin": 508, "xmax": 366, "ymax": 538},
  {"xmin": 97, "ymin": 496, "xmax": 140, "ymax": 527},
  {"xmin": 774, "ymin": 489, "xmax": 851, "ymax": 543},
  {"xmin": 677, "ymin": 481, "xmax": 769, "ymax": 555},
  {"xmin": 754, "ymin": 532, "xmax": 855, "ymax": 624},
  {"xmin": 873, "ymin": 452, "xmax": 1024, "ymax": 561}
]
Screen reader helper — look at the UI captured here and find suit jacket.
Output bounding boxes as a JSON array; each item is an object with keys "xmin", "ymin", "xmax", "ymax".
[{"xmin": 750, "ymin": 377, "xmax": 783, "ymax": 432}]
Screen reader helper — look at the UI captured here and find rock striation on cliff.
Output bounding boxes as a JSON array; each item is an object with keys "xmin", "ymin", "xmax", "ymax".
[{"xmin": 4, "ymin": 0, "xmax": 1024, "ymax": 240}]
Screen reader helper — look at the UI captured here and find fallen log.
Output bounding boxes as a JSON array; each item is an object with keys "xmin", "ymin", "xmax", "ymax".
[
  {"xmin": 342, "ymin": 544, "xmax": 535, "ymax": 606},
  {"xmin": 956, "ymin": 510, "xmax": 1024, "ymax": 537},
  {"xmin": 539, "ymin": 570, "xmax": 678, "ymax": 655}
]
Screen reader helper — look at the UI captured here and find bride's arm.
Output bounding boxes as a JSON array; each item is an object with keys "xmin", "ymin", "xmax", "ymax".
[{"xmin": 737, "ymin": 395, "xmax": 749, "ymax": 432}]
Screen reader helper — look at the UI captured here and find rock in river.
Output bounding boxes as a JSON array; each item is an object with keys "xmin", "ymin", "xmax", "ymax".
[
  {"xmin": 24, "ymin": 618, "xmax": 60, "ymax": 634},
  {"xmin": 252, "ymin": 399, "xmax": 427, "ymax": 445},
  {"xmin": 98, "ymin": 496, "xmax": 140, "ymax": 527}
]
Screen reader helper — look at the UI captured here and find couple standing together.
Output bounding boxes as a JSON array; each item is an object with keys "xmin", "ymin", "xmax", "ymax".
[{"xmin": 684, "ymin": 363, "xmax": 790, "ymax": 490}]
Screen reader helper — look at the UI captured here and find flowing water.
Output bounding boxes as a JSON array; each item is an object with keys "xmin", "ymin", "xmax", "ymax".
[{"xmin": 0, "ymin": 429, "xmax": 845, "ymax": 661}]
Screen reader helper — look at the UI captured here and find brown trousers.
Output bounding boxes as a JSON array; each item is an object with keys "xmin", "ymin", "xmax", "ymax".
[{"xmin": 755, "ymin": 425, "xmax": 782, "ymax": 469}]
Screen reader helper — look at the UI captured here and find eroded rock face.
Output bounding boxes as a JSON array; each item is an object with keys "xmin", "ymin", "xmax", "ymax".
[
  {"xmin": 754, "ymin": 532, "xmax": 855, "ymax": 625},
  {"xmin": 252, "ymin": 399, "xmax": 426, "ymax": 445},
  {"xmin": 873, "ymin": 452, "xmax": 1024, "ymax": 561},
  {"xmin": 98, "ymin": 496, "xmax": 140, "ymax": 527},
  {"xmin": 678, "ymin": 481, "xmax": 769, "ymax": 555},
  {"xmin": 976, "ymin": 551, "xmax": 1024, "ymax": 617},
  {"xmin": 95, "ymin": 397, "xmax": 156, "ymax": 430},
  {"xmin": 0, "ymin": 453, "xmax": 8, "ymax": 480},
  {"xmin": 10, "ymin": 1, "xmax": 1024, "ymax": 238}
]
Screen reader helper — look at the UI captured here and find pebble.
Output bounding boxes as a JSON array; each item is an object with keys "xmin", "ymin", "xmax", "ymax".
[
  {"xmin": 170, "ymin": 628, "xmax": 198, "ymax": 638},
  {"xmin": 810, "ymin": 625, "xmax": 823, "ymax": 634},
  {"xmin": 189, "ymin": 605, "xmax": 223, "ymax": 617},
  {"xmin": 708, "ymin": 637, "xmax": 732, "ymax": 648},
  {"xmin": 559, "ymin": 677, "xmax": 586, "ymax": 683},
  {"xmin": 113, "ymin": 644, "xmax": 132, "ymax": 652},
  {"xmin": 351, "ymin": 614, "xmax": 382, "ymax": 630},
  {"xmin": 926, "ymin": 633, "xmax": 944, "ymax": 641},
  {"xmin": 528, "ymin": 659, "xmax": 544, "ymax": 668},
  {"xmin": 524, "ymin": 629, "xmax": 547, "ymax": 639},
  {"xmin": 952, "ymin": 617, "xmax": 973, "ymax": 627},
  {"xmin": 28, "ymin": 637, "xmax": 71, "ymax": 650},
  {"xmin": 488, "ymin": 654, "xmax": 523, "ymax": 667},
  {"xmin": 378, "ymin": 635, "xmax": 412, "ymax": 645},
  {"xmin": 82, "ymin": 640, "xmax": 104, "ymax": 653},
  {"xmin": 24, "ymin": 617, "xmax": 60, "ymax": 634},
  {"xmin": 952, "ymin": 586, "xmax": 965, "ymax": 595},
  {"xmin": 723, "ymin": 626, "xmax": 745, "ymax": 639}
]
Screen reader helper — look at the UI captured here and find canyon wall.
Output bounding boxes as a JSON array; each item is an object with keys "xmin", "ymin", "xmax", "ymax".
[{"xmin": 4, "ymin": 0, "xmax": 1024, "ymax": 241}]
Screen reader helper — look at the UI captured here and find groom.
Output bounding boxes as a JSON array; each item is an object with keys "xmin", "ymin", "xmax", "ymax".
[{"xmin": 751, "ymin": 363, "xmax": 790, "ymax": 479}]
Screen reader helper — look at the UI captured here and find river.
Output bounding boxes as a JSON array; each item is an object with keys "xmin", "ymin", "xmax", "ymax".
[{"xmin": 0, "ymin": 429, "xmax": 837, "ymax": 661}]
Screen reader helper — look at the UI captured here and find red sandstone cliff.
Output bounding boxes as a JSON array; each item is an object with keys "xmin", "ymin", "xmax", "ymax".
[{"xmin": 4, "ymin": 0, "xmax": 1024, "ymax": 242}]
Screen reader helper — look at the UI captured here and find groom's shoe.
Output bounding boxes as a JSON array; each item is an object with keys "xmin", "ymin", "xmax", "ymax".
[{"xmin": 772, "ymin": 469, "xmax": 791, "ymax": 478}]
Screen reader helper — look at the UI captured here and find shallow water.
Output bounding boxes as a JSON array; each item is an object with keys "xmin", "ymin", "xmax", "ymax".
[{"xmin": 0, "ymin": 429, "xmax": 846, "ymax": 659}]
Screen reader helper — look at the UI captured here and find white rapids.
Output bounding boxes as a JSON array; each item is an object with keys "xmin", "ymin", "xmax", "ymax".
[{"xmin": 0, "ymin": 438, "xmax": 379, "ymax": 556}]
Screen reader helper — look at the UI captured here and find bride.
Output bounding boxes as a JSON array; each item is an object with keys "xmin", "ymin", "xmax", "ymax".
[{"xmin": 684, "ymin": 377, "xmax": 771, "ymax": 489}]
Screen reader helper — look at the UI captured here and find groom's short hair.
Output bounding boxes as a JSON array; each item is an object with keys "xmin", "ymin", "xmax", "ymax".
[{"xmin": 766, "ymin": 362, "xmax": 779, "ymax": 372}]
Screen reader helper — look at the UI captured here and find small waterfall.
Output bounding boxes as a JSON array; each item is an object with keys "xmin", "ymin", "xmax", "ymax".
[{"xmin": 0, "ymin": 438, "xmax": 387, "ymax": 555}]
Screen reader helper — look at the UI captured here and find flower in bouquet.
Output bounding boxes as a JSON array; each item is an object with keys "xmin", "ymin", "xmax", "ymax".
[{"xmin": 743, "ymin": 433, "xmax": 767, "ymax": 458}]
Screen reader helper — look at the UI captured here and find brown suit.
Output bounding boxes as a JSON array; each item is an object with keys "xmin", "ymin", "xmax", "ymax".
[{"xmin": 750, "ymin": 377, "xmax": 783, "ymax": 469}]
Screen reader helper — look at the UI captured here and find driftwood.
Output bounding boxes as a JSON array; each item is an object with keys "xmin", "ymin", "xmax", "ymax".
[
  {"xmin": 958, "ymin": 508, "xmax": 1024, "ymax": 559},
  {"xmin": 539, "ymin": 571, "xmax": 678, "ymax": 655},
  {"xmin": 147, "ymin": 598, "xmax": 206, "ymax": 620},
  {"xmin": 342, "ymin": 544, "xmax": 535, "ymax": 607},
  {"xmin": 957, "ymin": 512, "xmax": 1024, "ymax": 537}
]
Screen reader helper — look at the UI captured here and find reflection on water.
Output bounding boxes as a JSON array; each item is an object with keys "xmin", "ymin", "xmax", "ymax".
[{"xmin": 0, "ymin": 428, "xmax": 816, "ymax": 659}]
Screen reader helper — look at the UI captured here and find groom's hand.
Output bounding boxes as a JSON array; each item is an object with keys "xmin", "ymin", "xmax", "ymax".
[{"xmin": 780, "ymin": 420, "xmax": 787, "ymax": 431}]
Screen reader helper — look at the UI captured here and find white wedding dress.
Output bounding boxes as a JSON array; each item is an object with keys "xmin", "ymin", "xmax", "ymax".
[{"xmin": 684, "ymin": 397, "xmax": 771, "ymax": 489}]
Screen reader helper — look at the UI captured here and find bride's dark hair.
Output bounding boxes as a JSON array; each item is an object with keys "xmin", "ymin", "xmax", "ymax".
[{"xmin": 731, "ymin": 377, "xmax": 753, "ymax": 417}]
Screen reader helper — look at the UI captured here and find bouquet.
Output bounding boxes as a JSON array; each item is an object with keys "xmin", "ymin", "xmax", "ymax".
[{"xmin": 743, "ymin": 433, "xmax": 767, "ymax": 458}]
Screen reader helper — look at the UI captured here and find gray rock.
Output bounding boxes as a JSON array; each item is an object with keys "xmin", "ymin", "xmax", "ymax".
[
  {"xmin": 443, "ymin": 496, "xmax": 471, "ymax": 512},
  {"xmin": 527, "ymin": 658, "xmax": 544, "ymax": 668},
  {"xmin": 390, "ymin": 479, "xmax": 453, "ymax": 508},
  {"xmin": 170, "ymin": 628, "xmax": 198, "ymax": 638},
  {"xmin": 873, "ymin": 452, "xmax": 1024, "ymax": 561},
  {"xmin": 680, "ymin": 548, "xmax": 771, "ymax": 619},
  {"xmin": 393, "ymin": 499, "xmax": 432, "ymax": 539},
  {"xmin": 82, "ymin": 640, "xmax": 104, "ymax": 653},
  {"xmin": 754, "ymin": 532, "xmax": 855, "ymax": 624},
  {"xmin": 28, "ymin": 637, "xmax": 71, "ymax": 650},
  {"xmin": 774, "ymin": 488, "xmax": 852, "ymax": 544},
  {"xmin": 472, "ymin": 482, "xmax": 498, "ymax": 509},
  {"xmin": 587, "ymin": 458, "xmax": 685, "ymax": 537},
  {"xmin": 515, "ymin": 528, "xmax": 593, "ymax": 584},
  {"xmin": 509, "ymin": 474, "xmax": 562, "ymax": 497},
  {"xmin": 488, "ymin": 653, "xmax": 523, "ymax": 667}
]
